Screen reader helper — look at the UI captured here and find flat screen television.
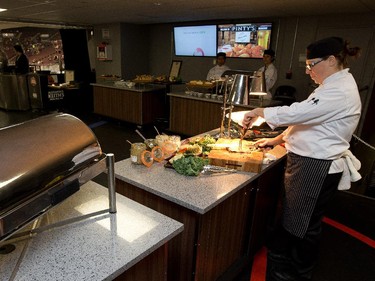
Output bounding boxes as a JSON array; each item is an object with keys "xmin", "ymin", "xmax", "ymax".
[
  {"xmin": 173, "ymin": 25, "xmax": 217, "ymax": 57},
  {"xmin": 217, "ymin": 23, "xmax": 272, "ymax": 58}
]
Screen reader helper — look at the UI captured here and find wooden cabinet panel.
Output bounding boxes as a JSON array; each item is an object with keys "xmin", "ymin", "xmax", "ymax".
[
  {"xmin": 114, "ymin": 155, "xmax": 285, "ymax": 280},
  {"xmin": 116, "ymin": 179, "xmax": 257, "ymax": 281},
  {"xmin": 169, "ymin": 96, "xmax": 251, "ymax": 137},
  {"xmin": 169, "ymin": 96, "xmax": 222, "ymax": 136},
  {"xmin": 116, "ymin": 179, "xmax": 198, "ymax": 281},
  {"xmin": 93, "ymin": 85, "xmax": 166, "ymax": 125},
  {"xmin": 114, "ymin": 244, "xmax": 167, "ymax": 281},
  {"xmin": 194, "ymin": 184, "xmax": 253, "ymax": 281},
  {"xmin": 247, "ymin": 158, "xmax": 286, "ymax": 257}
]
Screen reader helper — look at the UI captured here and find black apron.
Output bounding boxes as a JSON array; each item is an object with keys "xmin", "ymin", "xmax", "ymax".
[{"xmin": 282, "ymin": 152, "xmax": 332, "ymax": 238}]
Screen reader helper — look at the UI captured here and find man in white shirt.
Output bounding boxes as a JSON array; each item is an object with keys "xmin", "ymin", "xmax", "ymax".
[
  {"xmin": 258, "ymin": 49, "xmax": 278, "ymax": 99},
  {"xmin": 206, "ymin": 52, "xmax": 230, "ymax": 80}
]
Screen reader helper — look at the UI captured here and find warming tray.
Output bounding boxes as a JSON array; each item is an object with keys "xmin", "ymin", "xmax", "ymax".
[{"xmin": 0, "ymin": 113, "xmax": 110, "ymax": 241}]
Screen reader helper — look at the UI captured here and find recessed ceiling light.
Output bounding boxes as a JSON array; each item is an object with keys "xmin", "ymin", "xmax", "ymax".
[{"xmin": 0, "ymin": 8, "xmax": 8, "ymax": 12}]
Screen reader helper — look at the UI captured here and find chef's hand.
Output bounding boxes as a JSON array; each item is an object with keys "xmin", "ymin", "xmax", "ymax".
[
  {"xmin": 255, "ymin": 138, "xmax": 273, "ymax": 148},
  {"xmin": 242, "ymin": 111, "xmax": 259, "ymax": 129},
  {"xmin": 255, "ymin": 134, "xmax": 285, "ymax": 148}
]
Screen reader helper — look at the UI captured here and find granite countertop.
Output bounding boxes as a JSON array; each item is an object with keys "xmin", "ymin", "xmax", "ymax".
[
  {"xmin": 0, "ymin": 181, "xmax": 183, "ymax": 281},
  {"xmin": 91, "ymin": 82, "xmax": 166, "ymax": 93},
  {"xmin": 115, "ymin": 158, "xmax": 257, "ymax": 214},
  {"xmin": 167, "ymin": 92, "xmax": 283, "ymax": 108}
]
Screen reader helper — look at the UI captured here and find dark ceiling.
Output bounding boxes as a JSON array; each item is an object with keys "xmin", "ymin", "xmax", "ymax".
[{"xmin": 0, "ymin": 0, "xmax": 374, "ymax": 29}]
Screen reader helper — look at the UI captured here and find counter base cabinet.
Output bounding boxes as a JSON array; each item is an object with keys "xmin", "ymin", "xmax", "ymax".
[
  {"xmin": 169, "ymin": 96, "xmax": 223, "ymax": 136},
  {"xmin": 116, "ymin": 179, "xmax": 199, "ymax": 281},
  {"xmin": 247, "ymin": 159, "xmax": 286, "ymax": 257},
  {"xmin": 168, "ymin": 94, "xmax": 282, "ymax": 137},
  {"xmin": 116, "ymin": 179, "xmax": 255, "ymax": 281},
  {"xmin": 114, "ymin": 244, "xmax": 167, "ymax": 281},
  {"xmin": 115, "ymin": 157, "xmax": 285, "ymax": 281},
  {"xmin": 0, "ymin": 74, "xmax": 30, "ymax": 110},
  {"xmin": 93, "ymin": 85, "xmax": 166, "ymax": 125},
  {"xmin": 194, "ymin": 184, "xmax": 254, "ymax": 281}
]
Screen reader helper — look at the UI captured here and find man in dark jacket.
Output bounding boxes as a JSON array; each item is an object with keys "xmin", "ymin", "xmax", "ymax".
[{"xmin": 14, "ymin": 45, "xmax": 29, "ymax": 74}]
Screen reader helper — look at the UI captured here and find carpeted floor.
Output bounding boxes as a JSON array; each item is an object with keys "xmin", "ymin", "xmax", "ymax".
[{"xmin": 249, "ymin": 219, "xmax": 375, "ymax": 281}]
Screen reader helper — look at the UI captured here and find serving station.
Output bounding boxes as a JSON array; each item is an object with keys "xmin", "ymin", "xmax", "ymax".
[
  {"xmin": 0, "ymin": 74, "xmax": 29, "ymax": 111},
  {"xmin": 168, "ymin": 92, "xmax": 282, "ymax": 136},
  {"xmin": 92, "ymin": 82, "xmax": 167, "ymax": 126},
  {"xmin": 0, "ymin": 113, "xmax": 183, "ymax": 281},
  {"xmin": 114, "ymin": 128, "xmax": 286, "ymax": 281}
]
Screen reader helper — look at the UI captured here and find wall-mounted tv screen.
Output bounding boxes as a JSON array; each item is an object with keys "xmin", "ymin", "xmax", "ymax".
[
  {"xmin": 174, "ymin": 25, "xmax": 217, "ymax": 57},
  {"xmin": 217, "ymin": 23, "xmax": 272, "ymax": 58}
]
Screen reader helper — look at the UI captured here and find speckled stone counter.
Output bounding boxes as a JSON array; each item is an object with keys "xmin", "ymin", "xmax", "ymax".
[
  {"xmin": 114, "ymin": 156, "xmax": 285, "ymax": 281},
  {"xmin": 0, "ymin": 181, "xmax": 183, "ymax": 281},
  {"xmin": 91, "ymin": 82, "xmax": 166, "ymax": 93},
  {"xmin": 115, "ymin": 158, "xmax": 256, "ymax": 214},
  {"xmin": 168, "ymin": 91, "xmax": 282, "ymax": 108}
]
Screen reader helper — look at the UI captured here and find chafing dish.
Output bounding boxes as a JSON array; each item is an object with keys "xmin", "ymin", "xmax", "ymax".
[{"xmin": 0, "ymin": 113, "xmax": 115, "ymax": 242}]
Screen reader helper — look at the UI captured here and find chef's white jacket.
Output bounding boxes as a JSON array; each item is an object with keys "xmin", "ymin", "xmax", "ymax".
[
  {"xmin": 258, "ymin": 63, "xmax": 278, "ymax": 99},
  {"xmin": 264, "ymin": 68, "xmax": 361, "ymax": 175},
  {"xmin": 206, "ymin": 64, "xmax": 230, "ymax": 80}
]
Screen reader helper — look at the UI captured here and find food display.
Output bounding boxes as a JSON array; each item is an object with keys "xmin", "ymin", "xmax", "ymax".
[
  {"xmin": 133, "ymin": 74, "xmax": 155, "ymax": 83},
  {"xmin": 130, "ymin": 143, "xmax": 147, "ymax": 165},
  {"xmin": 206, "ymin": 138, "xmax": 264, "ymax": 173},
  {"xmin": 155, "ymin": 75, "xmax": 168, "ymax": 82},
  {"xmin": 99, "ymin": 74, "xmax": 121, "ymax": 79},
  {"xmin": 151, "ymin": 146, "xmax": 165, "ymax": 162},
  {"xmin": 167, "ymin": 135, "xmax": 215, "ymax": 176},
  {"xmin": 141, "ymin": 150, "xmax": 154, "ymax": 167},
  {"xmin": 186, "ymin": 80, "xmax": 214, "ymax": 88},
  {"xmin": 144, "ymin": 138, "xmax": 158, "ymax": 150},
  {"xmin": 114, "ymin": 80, "xmax": 135, "ymax": 88},
  {"xmin": 141, "ymin": 146, "xmax": 165, "ymax": 167},
  {"xmin": 224, "ymin": 43, "xmax": 264, "ymax": 58},
  {"xmin": 207, "ymin": 138, "xmax": 258, "ymax": 152},
  {"xmin": 172, "ymin": 156, "xmax": 209, "ymax": 176},
  {"xmin": 134, "ymin": 131, "xmax": 285, "ymax": 176},
  {"xmin": 156, "ymin": 135, "xmax": 181, "ymax": 158},
  {"xmin": 207, "ymin": 149, "xmax": 264, "ymax": 173},
  {"xmin": 185, "ymin": 135, "xmax": 217, "ymax": 155},
  {"xmin": 168, "ymin": 76, "xmax": 182, "ymax": 83}
]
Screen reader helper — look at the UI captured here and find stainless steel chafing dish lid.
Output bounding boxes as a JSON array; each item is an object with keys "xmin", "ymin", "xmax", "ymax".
[{"xmin": 0, "ymin": 113, "xmax": 103, "ymax": 241}]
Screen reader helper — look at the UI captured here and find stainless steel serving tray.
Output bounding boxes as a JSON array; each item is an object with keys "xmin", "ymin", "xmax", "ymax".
[{"xmin": 0, "ymin": 113, "xmax": 106, "ymax": 241}]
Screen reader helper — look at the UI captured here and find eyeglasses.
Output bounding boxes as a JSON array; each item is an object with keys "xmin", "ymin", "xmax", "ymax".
[{"xmin": 305, "ymin": 59, "xmax": 324, "ymax": 71}]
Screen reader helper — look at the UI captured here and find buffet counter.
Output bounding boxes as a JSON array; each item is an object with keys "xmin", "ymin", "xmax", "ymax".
[
  {"xmin": 0, "ymin": 181, "xmax": 183, "ymax": 281},
  {"xmin": 168, "ymin": 92, "xmax": 282, "ymax": 136},
  {"xmin": 114, "ymin": 137, "xmax": 286, "ymax": 281},
  {"xmin": 92, "ymin": 83, "xmax": 167, "ymax": 126},
  {"xmin": 0, "ymin": 74, "xmax": 29, "ymax": 111}
]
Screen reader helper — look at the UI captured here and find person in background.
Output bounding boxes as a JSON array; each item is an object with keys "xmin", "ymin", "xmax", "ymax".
[
  {"xmin": 0, "ymin": 48, "xmax": 8, "ymax": 73},
  {"xmin": 242, "ymin": 37, "xmax": 361, "ymax": 281},
  {"xmin": 206, "ymin": 52, "xmax": 230, "ymax": 80},
  {"xmin": 258, "ymin": 49, "xmax": 278, "ymax": 99},
  {"xmin": 14, "ymin": 45, "xmax": 29, "ymax": 74}
]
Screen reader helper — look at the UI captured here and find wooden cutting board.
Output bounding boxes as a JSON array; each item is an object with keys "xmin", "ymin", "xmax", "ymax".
[{"xmin": 207, "ymin": 149, "xmax": 264, "ymax": 173}]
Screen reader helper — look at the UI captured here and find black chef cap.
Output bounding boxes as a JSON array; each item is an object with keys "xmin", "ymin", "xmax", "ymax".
[
  {"xmin": 263, "ymin": 49, "xmax": 275, "ymax": 57},
  {"xmin": 306, "ymin": 37, "xmax": 344, "ymax": 59}
]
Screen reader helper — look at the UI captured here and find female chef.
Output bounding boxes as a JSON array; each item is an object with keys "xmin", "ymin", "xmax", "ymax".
[{"xmin": 242, "ymin": 37, "xmax": 361, "ymax": 281}]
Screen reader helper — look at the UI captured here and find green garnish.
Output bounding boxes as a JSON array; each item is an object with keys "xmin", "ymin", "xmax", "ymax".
[{"xmin": 172, "ymin": 155, "xmax": 209, "ymax": 176}]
